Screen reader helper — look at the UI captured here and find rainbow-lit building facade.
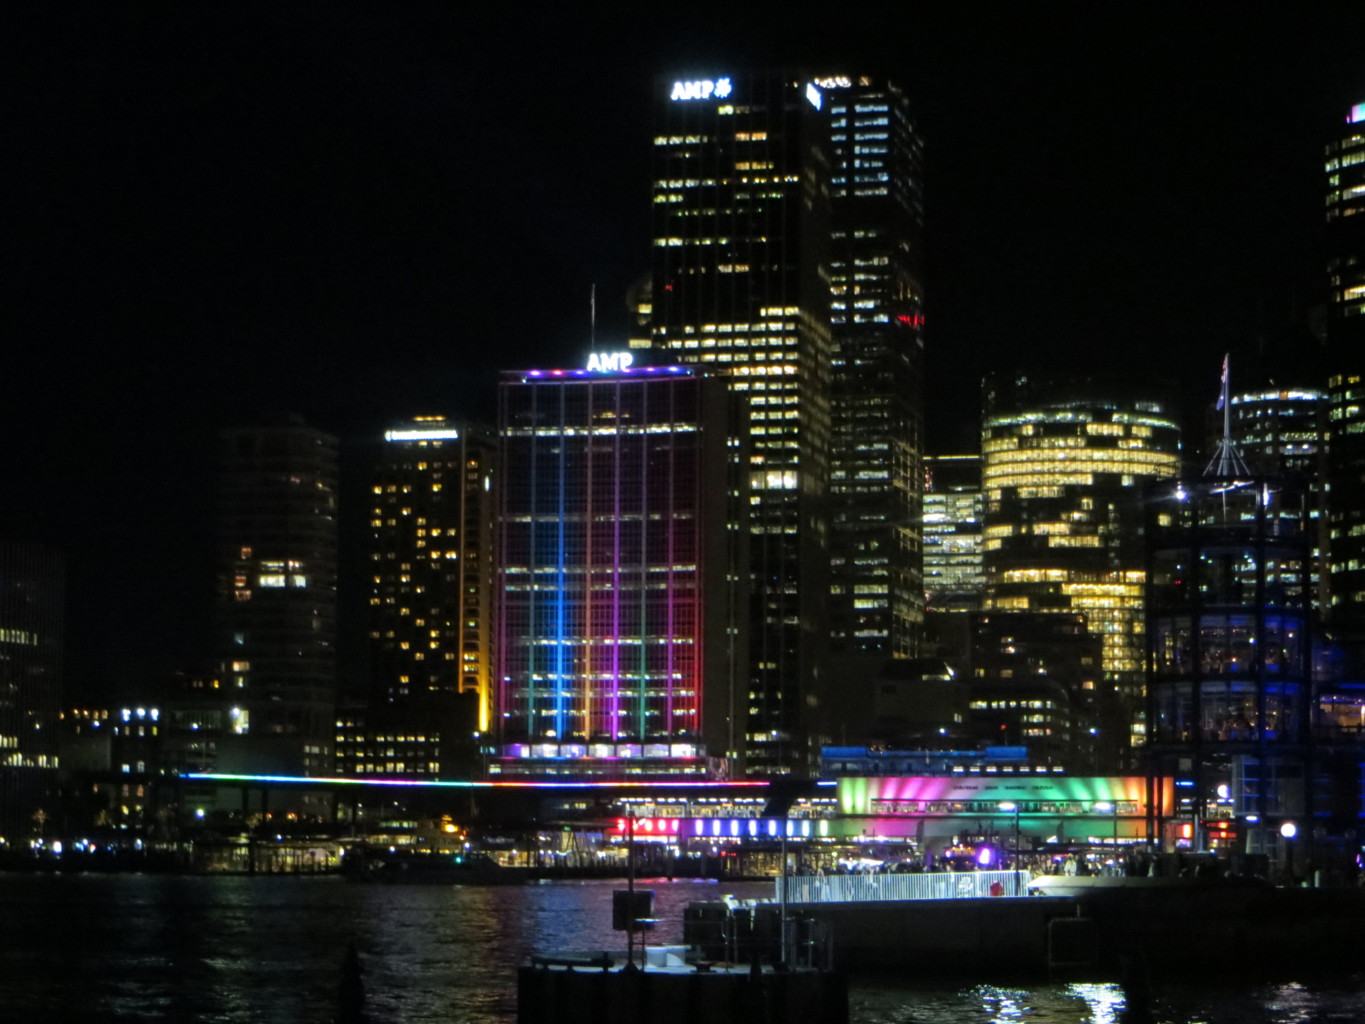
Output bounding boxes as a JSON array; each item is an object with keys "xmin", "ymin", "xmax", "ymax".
[{"xmin": 493, "ymin": 358, "xmax": 748, "ymax": 776}]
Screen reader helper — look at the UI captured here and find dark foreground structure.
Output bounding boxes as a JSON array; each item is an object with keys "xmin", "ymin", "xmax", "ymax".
[{"xmin": 517, "ymin": 959, "xmax": 847, "ymax": 1024}]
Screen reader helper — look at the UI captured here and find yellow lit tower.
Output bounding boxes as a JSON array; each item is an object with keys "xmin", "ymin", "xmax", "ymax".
[
  {"xmin": 648, "ymin": 71, "xmax": 833, "ymax": 775},
  {"xmin": 368, "ymin": 417, "xmax": 497, "ymax": 736},
  {"xmin": 980, "ymin": 376, "xmax": 1181, "ymax": 763}
]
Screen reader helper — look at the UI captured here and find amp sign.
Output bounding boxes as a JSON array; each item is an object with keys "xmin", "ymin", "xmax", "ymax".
[
  {"xmin": 587, "ymin": 351, "xmax": 634, "ymax": 373},
  {"xmin": 670, "ymin": 77, "xmax": 732, "ymax": 102}
]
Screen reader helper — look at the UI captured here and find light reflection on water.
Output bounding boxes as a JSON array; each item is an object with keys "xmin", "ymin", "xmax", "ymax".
[{"xmin": 1, "ymin": 874, "xmax": 1362, "ymax": 1024}]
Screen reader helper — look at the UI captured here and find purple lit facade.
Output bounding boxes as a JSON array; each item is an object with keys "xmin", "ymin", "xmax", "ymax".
[{"xmin": 494, "ymin": 362, "xmax": 748, "ymax": 776}]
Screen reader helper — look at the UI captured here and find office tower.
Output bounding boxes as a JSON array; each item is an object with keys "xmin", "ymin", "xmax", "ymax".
[
  {"xmin": 493, "ymin": 358, "xmax": 747, "ymax": 777},
  {"xmin": 923, "ymin": 454, "xmax": 985, "ymax": 613},
  {"xmin": 1325, "ymin": 101, "xmax": 1365, "ymax": 624},
  {"xmin": 648, "ymin": 71, "xmax": 833, "ymax": 774},
  {"xmin": 966, "ymin": 611, "xmax": 1103, "ymax": 769},
  {"xmin": 0, "ymin": 542, "xmax": 62, "ymax": 846},
  {"xmin": 217, "ymin": 419, "xmax": 338, "ymax": 775},
  {"xmin": 368, "ymin": 417, "xmax": 497, "ymax": 735},
  {"xmin": 980, "ymin": 376, "xmax": 1181, "ymax": 758},
  {"xmin": 823, "ymin": 75, "xmax": 926, "ymax": 660},
  {"xmin": 1228, "ymin": 385, "xmax": 1329, "ymax": 615},
  {"xmin": 1145, "ymin": 474, "xmax": 1313, "ymax": 858}
]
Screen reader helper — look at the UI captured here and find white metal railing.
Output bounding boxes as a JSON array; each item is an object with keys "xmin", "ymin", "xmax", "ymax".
[{"xmin": 776, "ymin": 869, "xmax": 1029, "ymax": 903}]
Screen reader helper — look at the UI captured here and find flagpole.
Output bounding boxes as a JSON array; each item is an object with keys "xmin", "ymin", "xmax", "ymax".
[{"xmin": 1222, "ymin": 353, "xmax": 1231, "ymax": 454}]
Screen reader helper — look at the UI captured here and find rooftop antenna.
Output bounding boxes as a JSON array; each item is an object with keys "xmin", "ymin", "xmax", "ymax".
[
  {"xmin": 1204, "ymin": 353, "xmax": 1251, "ymax": 478},
  {"xmin": 590, "ymin": 283, "xmax": 596, "ymax": 349}
]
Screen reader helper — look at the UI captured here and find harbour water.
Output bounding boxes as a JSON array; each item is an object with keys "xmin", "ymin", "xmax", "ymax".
[{"xmin": 1, "ymin": 873, "xmax": 1361, "ymax": 1023}]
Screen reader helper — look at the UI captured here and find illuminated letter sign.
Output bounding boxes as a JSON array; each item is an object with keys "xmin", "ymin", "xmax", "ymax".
[
  {"xmin": 670, "ymin": 77, "xmax": 732, "ymax": 102},
  {"xmin": 587, "ymin": 351, "xmax": 634, "ymax": 373}
]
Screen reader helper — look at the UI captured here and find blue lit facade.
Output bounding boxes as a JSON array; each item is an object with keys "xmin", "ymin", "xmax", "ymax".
[{"xmin": 1145, "ymin": 475, "xmax": 1315, "ymax": 856}]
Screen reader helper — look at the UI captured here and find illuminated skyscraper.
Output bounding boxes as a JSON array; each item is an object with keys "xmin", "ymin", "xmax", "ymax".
[
  {"xmin": 648, "ymin": 71, "xmax": 832, "ymax": 774},
  {"xmin": 368, "ymin": 417, "xmax": 497, "ymax": 734},
  {"xmin": 0, "ymin": 542, "xmax": 62, "ymax": 844},
  {"xmin": 1146, "ymin": 474, "xmax": 1314, "ymax": 857},
  {"xmin": 980, "ymin": 377, "xmax": 1181, "ymax": 759},
  {"xmin": 1227, "ymin": 385, "xmax": 1329, "ymax": 615},
  {"xmin": 217, "ymin": 419, "xmax": 337, "ymax": 775},
  {"xmin": 494, "ymin": 358, "xmax": 747, "ymax": 777},
  {"xmin": 823, "ymin": 74, "xmax": 926, "ymax": 661},
  {"xmin": 1325, "ymin": 101, "xmax": 1365, "ymax": 624},
  {"xmin": 923, "ymin": 454, "xmax": 985, "ymax": 613}
]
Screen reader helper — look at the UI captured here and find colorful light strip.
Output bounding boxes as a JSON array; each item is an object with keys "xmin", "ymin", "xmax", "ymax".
[{"xmin": 184, "ymin": 772, "xmax": 765, "ymax": 789}]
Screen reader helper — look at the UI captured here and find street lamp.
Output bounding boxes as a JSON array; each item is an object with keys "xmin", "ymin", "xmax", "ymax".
[
  {"xmin": 998, "ymin": 802, "xmax": 1021, "ymax": 894},
  {"xmin": 1280, "ymin": 821, "xmax": 1298, "ymax": 885}
]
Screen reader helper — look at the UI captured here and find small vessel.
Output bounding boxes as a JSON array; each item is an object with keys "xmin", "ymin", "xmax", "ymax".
[{"xmin": 342, "ymin": 847, "xmax": 526, "ymax": 885}]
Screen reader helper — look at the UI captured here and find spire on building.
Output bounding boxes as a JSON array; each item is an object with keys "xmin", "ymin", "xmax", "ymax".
[{"xmin": 1204, "ymin": 354, "xmax": 1252, "ymax": 478}]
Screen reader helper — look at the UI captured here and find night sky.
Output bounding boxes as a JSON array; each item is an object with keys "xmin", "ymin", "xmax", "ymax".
[{"xmin": 9, "ymin": 5, "xmax": 1365, "ymax": 696}]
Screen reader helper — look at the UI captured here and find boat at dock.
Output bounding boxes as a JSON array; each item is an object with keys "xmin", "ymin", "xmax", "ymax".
[{"xmin": 342, "ymin": 847, "xmax": 527, "ymax": 884}]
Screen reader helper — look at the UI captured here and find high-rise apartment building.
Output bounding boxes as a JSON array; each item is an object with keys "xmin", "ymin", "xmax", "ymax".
[
  {"xmin": 1325, "ymin": 100, "xmax": 1365, "ymax": 624},
  {"xmin": 823, "ymin": 75, "xmax": 926, "ymax": 660},
  {"xmin": 980, "ymin": 377, "xmax": 1181, "ymax": 757},
  {"xmin": 217, "ymin": 419, "xmax": 337, "ymax": 775},
  {"xmin": 368, "ymin": 417, "xmax": 497, "ymax": 734},
  {"xmin": 0, "ymin": 542, "xmax": 62, "ymax": 844},
  {"xmin": 493, "ymin": 358, "xmax": 747, "ymax": 777},
  {"xmin": 648, "ymin": 71, "xmax": 833, "ymax": 774}
]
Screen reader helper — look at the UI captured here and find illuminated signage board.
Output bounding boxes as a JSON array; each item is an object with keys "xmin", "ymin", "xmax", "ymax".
[
  {"xmin": 670, "ymin": 77, "xmax": 732, "ymax": 102},
  {"xmin": 384, "ymin": 428, "xmax": 460, "ymax": 442},
  {"xmin": 805, "ymin": 82, "xmax": 822, "ymax": 110},
  {"xmin": 612, "ymin": 817, "xmax": 826, "ymax": 840},
  {"xmin": 587, "ymin": 351, "xmax": 635, "ymax": 373},
  {"xmin": 1352, "ymin": 103, "xmax": 1365, "ymax": 125}
]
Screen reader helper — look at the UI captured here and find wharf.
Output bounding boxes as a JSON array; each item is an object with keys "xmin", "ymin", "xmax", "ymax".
[{"xmin": 687, "ymin": 874, "xmax": 1365, "ymax": 981}]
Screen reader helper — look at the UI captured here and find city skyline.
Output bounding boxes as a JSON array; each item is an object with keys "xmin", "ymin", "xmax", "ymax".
[{"xmin": 10, "ymin": 6, "xmax": 1365, "ymax": 694}]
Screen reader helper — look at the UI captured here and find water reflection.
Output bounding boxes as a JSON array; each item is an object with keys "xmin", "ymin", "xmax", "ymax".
[{"xmin": 0, "ymin": 875, "xmax": 1361, "ymax": 1024}]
